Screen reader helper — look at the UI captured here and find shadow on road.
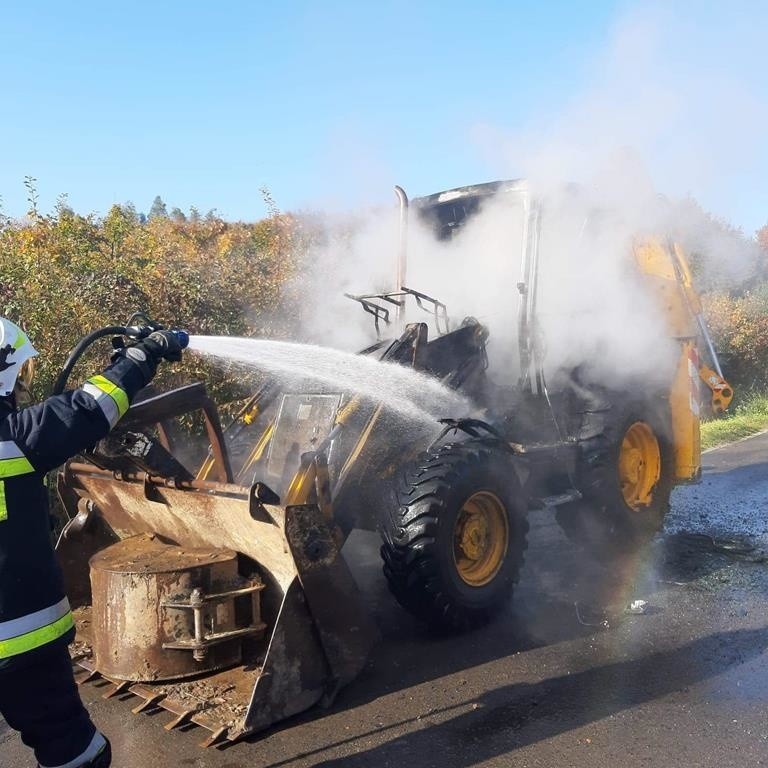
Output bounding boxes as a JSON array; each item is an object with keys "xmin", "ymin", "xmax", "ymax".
[
  {"xmin": 240, "ymin": 514, "xmax": 764, "ymax": 746},
  {"xmin": 305, "ymin": 626, "xmax": 768, "ymax": 768}
]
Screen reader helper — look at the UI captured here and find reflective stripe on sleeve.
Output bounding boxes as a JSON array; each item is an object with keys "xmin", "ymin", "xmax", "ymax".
[
  {"xmin": 0, "ymin": 441, "xmax": 26, "ymax": 460},
  {"xmin": 12, "ymin": 330, "xmax": 28, "ymax": 351},
  {"xmin": 0, "ymin": 597, "xmax": 74, "ymax": 658},
  {"xmin": 0, "ymin": 442, "xmax": 34, "ymax": 522},
  {"xmin": 0, "ymin": 441, "xmax": 34, "ymax": 479},
  {"xmin": 81, "ymin": 375, "xmax": 130, "ymax": 427}
]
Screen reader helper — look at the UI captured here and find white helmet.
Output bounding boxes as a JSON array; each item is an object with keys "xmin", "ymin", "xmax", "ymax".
[{"xmin": 0, "ymin": 318, "xmax": 38, "ymax": 397}]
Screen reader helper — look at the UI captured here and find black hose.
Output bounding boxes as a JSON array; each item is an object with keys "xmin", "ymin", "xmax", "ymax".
[{"xmin": 52, "ymin": 326, "xmax": 128, "ymax": 395}]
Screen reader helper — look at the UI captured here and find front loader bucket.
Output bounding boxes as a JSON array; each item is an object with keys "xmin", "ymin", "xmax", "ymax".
[{"xmin": 56, "ymin": 462, "xmax": 378, "ymax": 747}]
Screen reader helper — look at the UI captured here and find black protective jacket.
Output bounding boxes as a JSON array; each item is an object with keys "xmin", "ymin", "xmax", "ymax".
[{"xmin": 0, "ymin": 354, "xmax": 154, "ymax": 667}]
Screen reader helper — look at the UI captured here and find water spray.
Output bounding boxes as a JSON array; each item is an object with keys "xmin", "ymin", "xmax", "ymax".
[{"xmin": 188, "ymin": 335, "xmax": 472, "ymax": 426}]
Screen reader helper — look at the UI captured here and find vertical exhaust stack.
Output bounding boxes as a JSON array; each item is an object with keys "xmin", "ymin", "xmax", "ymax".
[{"xmin": 394, "ymin": 185, "xmax": 409, "ymax": 328}]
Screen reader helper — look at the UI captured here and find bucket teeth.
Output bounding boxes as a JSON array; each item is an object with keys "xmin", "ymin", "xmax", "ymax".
[
  {"xmin": 131, "ymin": 694, "xmax": 164, "ymax": 714},
  {"xmin": 72, "ymin": 658, "xmax": 236, "ymax": 748},
  {"xmin": 164, "ymin": 709, "xmax": 193, "ymax": 731},
  {"xmin": 199, "ymin": 727, "xmax": 228, "ymax": 749},
  {"xmin": 102, "ymin": 680, "xmax": 131, "ymax": 699},
  {"xmin": 75, "ymin": 669, "xmax": 100, "ymax": 686}
]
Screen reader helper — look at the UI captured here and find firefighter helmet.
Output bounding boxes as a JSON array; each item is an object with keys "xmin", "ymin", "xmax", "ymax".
[{"xmin": 0, "ymin": 318, "xmax": 38, "ymax": 397}]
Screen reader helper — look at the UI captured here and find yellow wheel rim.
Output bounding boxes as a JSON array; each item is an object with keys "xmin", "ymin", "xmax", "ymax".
[
  {"xmin": 619, "ymin": 421, "xmax": 661, "ymax": 510},
  {"xmin": 453, "ymin": 491, "xmax": 509, "ymax": 587}
]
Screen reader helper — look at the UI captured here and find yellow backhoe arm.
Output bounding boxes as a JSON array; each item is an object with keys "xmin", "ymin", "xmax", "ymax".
[
  {"xmin": 633, "ymin": 240, "xmax": 736, "ymax": 483},
  {"xmin": 699, "ymin": 364, "xmax": 733, "ymax": 415},
  {"xmin": 668, "ymin": 244, "xmax": 734, "ymax": 415}
]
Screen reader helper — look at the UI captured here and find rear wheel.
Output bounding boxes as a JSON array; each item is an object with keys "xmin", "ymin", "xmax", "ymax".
[
  {"xmin": 556, "ymin": 399, "xmax": 674, "ymax": 557},
  {"xmin": 619, "ymin": 421, "xmax": 663, "ymax": 510},
  {"xmin": 380, "ymin": 442, "xmax": 528, "ymax": 632}
]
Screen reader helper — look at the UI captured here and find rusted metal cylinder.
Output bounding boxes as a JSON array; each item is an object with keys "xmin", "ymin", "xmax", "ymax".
[{"xmin": 89, "ymin": 533, "xmax": 245, "ymax": 681}]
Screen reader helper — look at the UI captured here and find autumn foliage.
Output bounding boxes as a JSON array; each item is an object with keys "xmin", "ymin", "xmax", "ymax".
[
  {"xmin": 0, "ymin": 200, "xmax": 313, "ymax": 402},
  {"xmin": 699, "ymin": 221, "xmax": 768, "ymax": 392},
  {"xmin": 704, "ymin": 288, "xmax": 768, "ymax": 391}
]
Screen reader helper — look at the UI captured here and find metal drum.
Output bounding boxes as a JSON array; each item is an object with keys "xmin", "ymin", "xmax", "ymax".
[{"xmin": 89, "ymin": 533, "xmax": 264, "ymax": 681}]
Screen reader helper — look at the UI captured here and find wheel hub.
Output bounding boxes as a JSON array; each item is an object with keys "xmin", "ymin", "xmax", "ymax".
[
  {"xmin": 459, "ymin": 516, "xmax": 488, "ymax": 560},
  {"xmin": 453, "ymin": 491, "xmax": 509, "ymax": 587}
]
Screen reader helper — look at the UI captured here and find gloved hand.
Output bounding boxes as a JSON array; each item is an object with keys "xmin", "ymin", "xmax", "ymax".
[{"xmin": 140, "ymin": 330, "xmax": 185, "ymax": 363}]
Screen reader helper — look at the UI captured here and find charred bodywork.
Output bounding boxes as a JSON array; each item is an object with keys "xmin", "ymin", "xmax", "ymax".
[{"xmin": 55, "ymin": 178, "xmax": 732, "ymax": 747}]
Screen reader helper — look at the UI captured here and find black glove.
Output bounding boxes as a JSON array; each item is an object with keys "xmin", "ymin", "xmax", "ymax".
[
  {"xmin": 140, "ymin": 330, "xmax": 184, "ymax": 363},
  {"xmin": 111, "ymin": 330, "xmax": 184, "ymax": 383}
]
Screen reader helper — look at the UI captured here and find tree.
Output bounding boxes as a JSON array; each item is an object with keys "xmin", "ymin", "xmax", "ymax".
[
  {"xmin": 104, "ymin": 204, "xmax": 136, "ymax": 257},
  {"xmin": 170, "ymin": 207, "xmax": 187, "ymax": 223},
  {"xmin": 54, "ymin": 193, "xmax": 74, "ymax": 218},
  {"xmin": 758, "ymin": 222, "xmax": 768, "ymax": 254},
  {"xmin": 24, "ymin": 176, "xmax": 39, "ymax": 219},
  {"xmin": 148, "ymin": 195, "xmax": 168, "ymax": 219}
]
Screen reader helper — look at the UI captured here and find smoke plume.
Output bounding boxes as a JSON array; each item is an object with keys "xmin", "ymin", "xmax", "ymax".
[{"xmin": 287, "ymin": 1, "xmax": 765, "ymax": 394}]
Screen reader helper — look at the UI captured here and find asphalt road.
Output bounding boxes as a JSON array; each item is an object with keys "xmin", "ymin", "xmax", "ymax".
[{"xmin": 3, "ymin": 433, "xmax": 767, "ymax": 767}]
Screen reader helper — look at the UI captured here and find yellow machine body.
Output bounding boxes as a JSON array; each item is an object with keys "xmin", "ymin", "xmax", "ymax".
[{"xmin": 632, "ymin": 240, "xmax": 732, "ymax": 483}]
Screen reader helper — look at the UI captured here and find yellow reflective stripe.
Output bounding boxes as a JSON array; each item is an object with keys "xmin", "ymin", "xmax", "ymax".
[
  {"xmin": 0, "ymin": 481, "xmax": 6, "ymax": 522},
  {"xmin": 0, "ymin": 611, "xmax": 74, "ymax": 659},
  {"xmin": 12, "ymin": 331, "xmax": 28, "ymax": 350},
  {"xmin": 86, "ymin": 375, "xmax": 129, "ymax": 418},
  {"xmin": 0, "ymin": 456, "xmax": 34, "ymax": 478},
  {"xmin": 0, "ymin": 597, "xmax": 70, "ymax": 641}
]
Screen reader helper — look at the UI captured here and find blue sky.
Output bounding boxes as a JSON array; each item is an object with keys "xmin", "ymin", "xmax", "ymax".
[{"xmin": 1, "ymin": 1, "xmax": 766, "ymax": 233}]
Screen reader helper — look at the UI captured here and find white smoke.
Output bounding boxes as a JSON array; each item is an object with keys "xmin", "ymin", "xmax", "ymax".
[
  {"xmin": 285, "ymin": 1, "xmax": 765, "ymax": 394},
  {"xmin": 473, "ymin": 2, "xmax": 767, "ymax": 228}
]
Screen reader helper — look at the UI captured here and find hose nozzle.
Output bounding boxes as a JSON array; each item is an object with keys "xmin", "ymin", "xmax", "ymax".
[{"xmin": 170, "ymin": 329, "xmax": 190, "ymax": 350}]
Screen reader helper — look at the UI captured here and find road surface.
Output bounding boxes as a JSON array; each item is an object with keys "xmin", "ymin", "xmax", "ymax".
[{"xmin": 3, "ymin": 432, "xmax": 767, "ymax": 767}]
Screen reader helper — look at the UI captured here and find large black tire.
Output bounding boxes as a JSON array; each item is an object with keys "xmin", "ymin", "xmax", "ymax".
[
  {"xmin": 380, "ymin": 441, "xmax": 528, "ymax": 633},
  {"xmin": 556, "ymin": 397, "xmax": 674, "ymax": 557}
]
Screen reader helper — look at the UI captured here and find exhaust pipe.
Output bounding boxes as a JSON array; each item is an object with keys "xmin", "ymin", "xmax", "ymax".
[{"xmin": 394, "ymin": 185, "xmax": 409, "ymax": 326}]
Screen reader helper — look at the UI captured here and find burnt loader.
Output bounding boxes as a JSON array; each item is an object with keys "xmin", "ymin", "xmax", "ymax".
[{"xmin": 53, "ymin": 180, "xmax": 731, "ymax": 747}]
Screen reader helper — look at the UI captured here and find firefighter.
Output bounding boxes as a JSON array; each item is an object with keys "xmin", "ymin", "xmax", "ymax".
[{"xmin": 0, "ymin": 317, "xmax": 184, "ymax": 768}]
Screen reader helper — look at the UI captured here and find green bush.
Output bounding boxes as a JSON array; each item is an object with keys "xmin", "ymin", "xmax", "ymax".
[
  {"xmin": 703, "ymin": 285, "xmax": 768, "ymax": 392},
  {"xmin": 0, "ymin": 203, "xmax": 316, "ymax": 404}
]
